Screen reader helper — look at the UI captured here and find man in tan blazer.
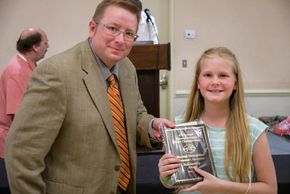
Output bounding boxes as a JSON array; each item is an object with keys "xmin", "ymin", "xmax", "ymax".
[{"xmin": 4, "ymin": 1, "xmax": 174, "ymax": 194}]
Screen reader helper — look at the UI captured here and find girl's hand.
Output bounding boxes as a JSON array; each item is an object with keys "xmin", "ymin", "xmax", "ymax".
[
  {"xmin": 180, "ymin": 167, "xmax": 223, "ymax": 193},
  {"xmin": 158, "ymin": 153, "xmax": 181, "ymax": 179}
]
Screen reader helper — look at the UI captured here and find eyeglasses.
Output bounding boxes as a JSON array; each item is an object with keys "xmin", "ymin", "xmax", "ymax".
[{"xmin": 95, "ymin": 22, "xmax": 139, "ymax": 42}]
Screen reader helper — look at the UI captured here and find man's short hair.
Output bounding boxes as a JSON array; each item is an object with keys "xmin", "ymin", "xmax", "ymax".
[
  {"xmin": 92, "ymin": 0, "xmax": 141, "ymax": 24},
  {"xmin": 16, "ymin": 32, "xmax": 42, "ymax": 53},
  {"xmin": 131, "ymin": 0, "xmax": 142, "ymax": 10}
]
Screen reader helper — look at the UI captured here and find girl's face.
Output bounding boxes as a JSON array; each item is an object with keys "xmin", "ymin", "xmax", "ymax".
[{"xmin": 198, "ymin": 56, "xmax": 237, "ymax": 105}]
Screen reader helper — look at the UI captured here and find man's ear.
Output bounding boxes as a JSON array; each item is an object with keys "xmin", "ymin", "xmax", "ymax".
[
  {"xmin": 89, "ymin": 20, "xmax": 96, "ymax": 38},
  {"xmin": 32, "ymin": 44, "xmax": 38, "ymax": 52}
]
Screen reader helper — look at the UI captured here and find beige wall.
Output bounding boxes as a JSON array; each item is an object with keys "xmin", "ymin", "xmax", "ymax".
[
  {"xmin": 170, "ymin": 0, "xmax": 290, "ymax": 118},
  {"xmin": 1, "ymin": 0, "xmax": 290, "ymax": 117},
  {"xmin": 172, "ymin": 0, "xmax": 290, "ymax": 92},
  {"xmin": 2, "ymin": 0, "xmax": 289, "ymax": 89},
  {"xmin": 0, "ymin": 0, "xmax": 99, "ymax": 70},
  {"xmin": 0, "ymin": 0, "xmax": 168, "ymax": 71},
  {"xmin": 141, "ymin": 0, "xmax": 169, "ymax": 43}
]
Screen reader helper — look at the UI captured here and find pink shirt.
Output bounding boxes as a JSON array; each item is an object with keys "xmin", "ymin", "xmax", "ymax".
[{"xmin": 0, "ymin": 55, "xmax": 36, "ymax": 158}]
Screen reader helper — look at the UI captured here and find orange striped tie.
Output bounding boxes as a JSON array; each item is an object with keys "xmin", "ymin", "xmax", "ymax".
[{"xmin": 107, "ymin": 74, "xmax": 130, "ymax": 191}]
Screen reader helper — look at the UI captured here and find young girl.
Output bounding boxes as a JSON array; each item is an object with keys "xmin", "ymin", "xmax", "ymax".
[{"xmin": 158, "ymin": 47, "xmax": 277, "ymax": 194}]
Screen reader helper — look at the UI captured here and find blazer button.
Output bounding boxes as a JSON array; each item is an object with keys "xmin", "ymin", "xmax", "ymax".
[{"xmin": 115, "ymin": 165, "xmax": 120, "ymax": 171}]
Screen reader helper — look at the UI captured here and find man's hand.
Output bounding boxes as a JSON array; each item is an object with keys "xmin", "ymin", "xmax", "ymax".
[{"xmin": 152, "ymin": 118, "xmax": 175, "ymax": 141}]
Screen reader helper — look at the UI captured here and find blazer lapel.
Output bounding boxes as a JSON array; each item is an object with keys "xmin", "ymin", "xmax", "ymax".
[
  {"xmin": 118, "ymin": 59, "xmax": 136, "ymax": 151},
  {"xmin": 80, "ymin": 41, "xmax": 119, "ymax": 151}
]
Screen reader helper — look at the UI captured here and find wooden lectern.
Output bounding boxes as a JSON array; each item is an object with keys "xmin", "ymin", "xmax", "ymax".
[
  {"xmin": 128, "ymin": 43, "xmax": 173, "ymax": 194},
  {"xmin": 128, "ymin": 43, "xmax": 170, "ymax": 118}
]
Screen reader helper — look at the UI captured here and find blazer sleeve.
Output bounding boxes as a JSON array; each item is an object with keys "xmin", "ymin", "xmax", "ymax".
[
  {"xmin": 4, "ymin": 60, "xmax": 66, "ymax": 194},
  {"xmin": 132, "ymin": 66, "xmax": 155, "ymax": 148}
]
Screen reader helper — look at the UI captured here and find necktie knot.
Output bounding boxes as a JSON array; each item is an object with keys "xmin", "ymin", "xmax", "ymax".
[{"xmin": 107, "ymin": 74, "xmax": 116, "ymax": 86}]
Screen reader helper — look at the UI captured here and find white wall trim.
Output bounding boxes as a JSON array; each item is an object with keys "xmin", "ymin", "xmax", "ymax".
[
  {"xmin": 175, "ymin": 90, "xmax": 190, "ymax": 98},
  {"xmin": 175, "ymin": 89, "xmax": 290, "ymax": 98},
  {"xmin": 244, "ymin": 89, "xmax": 290, "ymax": 96}
]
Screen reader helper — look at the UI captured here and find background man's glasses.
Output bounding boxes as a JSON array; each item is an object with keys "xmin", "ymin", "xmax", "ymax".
[{"xmin": 95, "ymin": 22, "xmax": 138, "ymax": 42}]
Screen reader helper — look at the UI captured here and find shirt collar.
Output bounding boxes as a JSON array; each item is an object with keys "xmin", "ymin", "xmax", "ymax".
[
  {"xmin": 18, "ymin": 53, "xmax": 28, "ymax": 62},
  {"xmin": 88, "ymin": 38, "xmax": 120, "ymax": 81},
  {"xmin": 17, "ymin": 53, "xmax": 36, "ymax": 71}
]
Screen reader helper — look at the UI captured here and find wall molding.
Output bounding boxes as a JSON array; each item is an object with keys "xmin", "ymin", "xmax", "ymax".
[{"xmin": 175, "ymin": 89, "xmax": 290, "ymax": 98}]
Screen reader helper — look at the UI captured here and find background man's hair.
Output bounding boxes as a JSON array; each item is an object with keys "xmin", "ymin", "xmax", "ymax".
[{"xmin": 16, "ymin": 32, "xmax": 42, "ymax": 53}]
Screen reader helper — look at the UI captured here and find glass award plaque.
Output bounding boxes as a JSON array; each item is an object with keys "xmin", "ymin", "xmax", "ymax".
[{"xmin": 162, "ymin": 121, "xmax": 216, "ymax": 186}]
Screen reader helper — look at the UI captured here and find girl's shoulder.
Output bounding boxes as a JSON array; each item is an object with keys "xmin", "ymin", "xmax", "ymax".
[
  {"xmin": 247, "ymin": 115, "xmax": 268, "ymax": 130},
  {"xmin": 247, "ymin": 115, "xmax": 268, "ymax": 141}
]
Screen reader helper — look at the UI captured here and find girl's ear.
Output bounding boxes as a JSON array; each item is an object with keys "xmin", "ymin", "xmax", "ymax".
[{"xmin": 234, "ymin": 81, "xmax": 237, "ymax": 90}]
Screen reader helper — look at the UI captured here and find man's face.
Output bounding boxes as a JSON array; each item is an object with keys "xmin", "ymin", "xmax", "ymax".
[
  {"xmin": 35, "ymin": 32, "xmax": 49, "ymax": 61},
  {"xmin": 89, "ymin": 5, "xmax": 138, "ymax": 69}
]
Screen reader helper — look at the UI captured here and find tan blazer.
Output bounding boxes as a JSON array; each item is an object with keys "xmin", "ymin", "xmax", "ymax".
[{"xmin": 5, "ymin": 40, "xmax": 154, "ymax": 194}]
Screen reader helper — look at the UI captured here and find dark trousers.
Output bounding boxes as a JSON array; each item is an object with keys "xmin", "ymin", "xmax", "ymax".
[{"xmin": 0, "ymin": 158, "xmax": 10, "ymax": 194}]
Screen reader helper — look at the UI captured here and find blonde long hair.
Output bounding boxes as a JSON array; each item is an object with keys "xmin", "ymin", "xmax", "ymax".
[{"xmin": 184, "ymin": 47, "xmax": 251, "ymax": 182}]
